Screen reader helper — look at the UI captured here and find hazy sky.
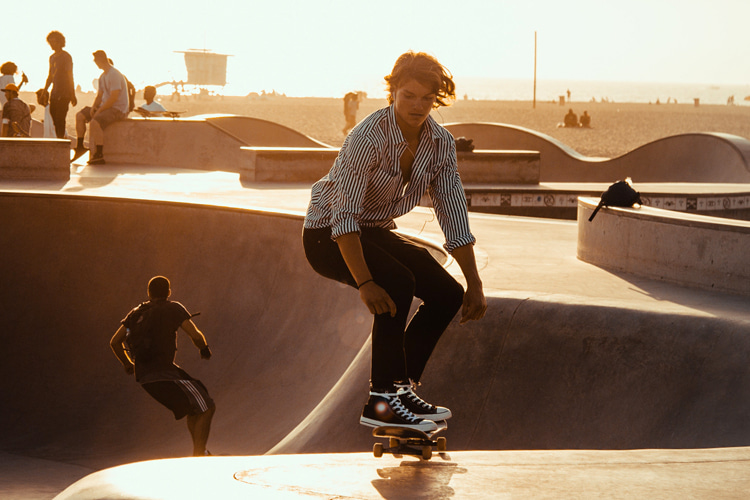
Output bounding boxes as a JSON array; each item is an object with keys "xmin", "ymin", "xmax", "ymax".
[{"xmin": 5, "ymin": 0, "xmax": 749, "ymax": 97}]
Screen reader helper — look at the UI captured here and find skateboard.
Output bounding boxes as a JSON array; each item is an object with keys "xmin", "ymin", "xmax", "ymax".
[
  {"xmin": 133, "ymin": 108, "xmax": 185, "ymax": 119},
  {"xmin": 372, "ymin": 422, "xmax": 447, "ymax": 460}
]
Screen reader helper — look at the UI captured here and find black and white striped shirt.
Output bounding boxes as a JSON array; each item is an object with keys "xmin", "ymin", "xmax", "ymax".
[{"xmin": 304, "ymin": 105, "xmax": 475, "ymax": 253}]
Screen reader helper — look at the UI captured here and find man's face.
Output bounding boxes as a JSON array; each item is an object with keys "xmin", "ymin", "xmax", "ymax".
[
  {"xmin": 393, "ymin": 79, "xmax": 437, "ymax": 132},
  {"xmin": 93, "ymin": 55, "xmax": 107, "ymax": 70}
]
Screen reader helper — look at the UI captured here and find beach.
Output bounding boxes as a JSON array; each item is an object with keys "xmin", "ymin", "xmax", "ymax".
[{"xmin": 23, "ymin": 92, "xmax": 750, "ymax": 159}]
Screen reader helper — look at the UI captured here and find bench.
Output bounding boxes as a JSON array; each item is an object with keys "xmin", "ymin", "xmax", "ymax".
[
  {"xmin": 0, "ymin": 138, "xmax": 70, "ymax": 181},
  {"xmin": 240, "ymin": 147, "xmax": 541, "ymax": 184},
  {"xmin": 577, "ymin": 196, "xmax": 750, "ymax": 296}
]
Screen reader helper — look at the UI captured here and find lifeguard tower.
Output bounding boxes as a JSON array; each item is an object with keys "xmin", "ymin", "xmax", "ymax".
[{"xmin": 173, "ymin": 49, "xmax": 232, "ymax": 97}]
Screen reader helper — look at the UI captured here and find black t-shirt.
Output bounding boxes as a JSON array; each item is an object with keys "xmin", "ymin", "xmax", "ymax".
[{"xmin": 122, "ymin": 300, "xmax": 190, "ymax": 383}]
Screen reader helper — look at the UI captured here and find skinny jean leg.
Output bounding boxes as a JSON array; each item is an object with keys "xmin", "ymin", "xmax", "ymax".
[{"xmin": 303, "ymin": 227, "xmax": 464, "ymax": 390}]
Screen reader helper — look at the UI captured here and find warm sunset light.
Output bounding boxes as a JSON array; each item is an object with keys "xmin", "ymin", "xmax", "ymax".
[{"xmin": 4, "ymin": 0, "xmax": 749, "ymax": 99}]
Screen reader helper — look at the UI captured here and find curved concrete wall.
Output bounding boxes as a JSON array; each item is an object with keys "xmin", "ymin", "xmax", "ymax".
[
  {"xmin": 2, "ymin": 192, "xmax": 750, "ymax": 471},
  {"xmin": 103, "ymin": 115, "xmax": 332, "ymax": 172},
  {"xmin": 445, "ymin": 123, "xmax": 750, "ymax": 183},
  {"xmin": 577, "ymin": 197, "xmax": 750, "ymax": 295}
]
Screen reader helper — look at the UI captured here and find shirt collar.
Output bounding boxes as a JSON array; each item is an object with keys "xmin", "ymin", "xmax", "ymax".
[{"xmin": 386, "ymin": 104, "xmax": 441, "ymax": 146}]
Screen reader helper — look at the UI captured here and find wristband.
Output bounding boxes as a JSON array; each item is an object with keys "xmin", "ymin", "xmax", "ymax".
[{"xmin": 357, "ymin": 279, "xmax": 374, "ymax": 289}]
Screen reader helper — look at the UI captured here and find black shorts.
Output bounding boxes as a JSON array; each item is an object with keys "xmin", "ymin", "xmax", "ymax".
[{"xmin": 142, "ymin": 376, "xmax": 214, "ymax": 420}]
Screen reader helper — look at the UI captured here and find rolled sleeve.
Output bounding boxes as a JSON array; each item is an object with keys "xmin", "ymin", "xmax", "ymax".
[{"xmin": 429, "ymin": 146, "xmax": 476, "ymax": 253}]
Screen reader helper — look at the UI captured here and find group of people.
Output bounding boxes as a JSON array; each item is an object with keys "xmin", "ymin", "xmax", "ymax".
[
  {"xmin": 2, "ymin": 31, "xmax": 76, "ymax": 139},
  {"xmin": 109, "ymin": 51, "xmax": 487, "ymax": 456},
  {"xmin": 562, "ymin": 108, "xmax": 592, "ymax": 128},
  {"xmin": 4, "ymin": 30, "xmax": 168, "ymax": 166}
]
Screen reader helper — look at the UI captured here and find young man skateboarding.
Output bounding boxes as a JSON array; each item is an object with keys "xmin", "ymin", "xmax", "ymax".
[
  {"xmin": 303, "ymin": 51, "xmax": 487, "ymax": 432},
  {"xmin": 110, "ymin": 276, "xmax": 216, "ymax": 456}
]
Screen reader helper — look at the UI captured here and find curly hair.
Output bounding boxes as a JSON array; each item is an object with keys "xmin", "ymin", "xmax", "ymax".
[
  {"xmin": 1, "ymin": 61, "xmax": 17, "ymax": 76},
  {"xmin": 385, "ymin": 51, "xmax": 456, "ymax": 108},
  {"xmin": 46, "ymin": 31, "xmax": 66, "ymax": 48}
]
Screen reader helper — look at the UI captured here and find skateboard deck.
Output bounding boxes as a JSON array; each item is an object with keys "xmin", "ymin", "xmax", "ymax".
[{"xmin": 372, "ymin": 422, "xmax": 447, "ymax": 460}]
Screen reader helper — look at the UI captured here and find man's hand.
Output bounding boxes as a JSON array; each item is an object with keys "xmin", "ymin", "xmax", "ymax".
[
  {"xmin": 359, "ymin": 281, "xmax": 397, "ymax": 317},
  {"xmin": 460, "ymin": 285, "xmax": 487, "ymax": 324}
]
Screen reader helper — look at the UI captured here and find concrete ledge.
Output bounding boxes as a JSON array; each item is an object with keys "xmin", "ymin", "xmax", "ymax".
[
  {"xmin": 0, "ymin": 138, "xmax": 70, "ymax": 181},
  {"xmin": 458, "ymin": 149, "xmax": 539, "ymax": 184},
  {"xmin": 104, "ymin": 118, "xmax": 253, "ymax": 172},
  {"xmin": 577, "ymin": 196, "xmax": 750, "ymax": 295},
  {"xmin": 241, "ymin": 147, "xmax": 339, "ymax": 182},
  {"xmin": 241, "ymin": 147, "xmax": 541, "ymax": 184},
  {"xmin": 446, "ymin": 122, "xmax": 750, "ymax": 183}
]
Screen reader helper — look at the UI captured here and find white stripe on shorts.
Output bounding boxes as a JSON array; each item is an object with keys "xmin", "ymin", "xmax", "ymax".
[{"xmin": 177, "ymin": 380, "xmax": 209, "ymax": 413}]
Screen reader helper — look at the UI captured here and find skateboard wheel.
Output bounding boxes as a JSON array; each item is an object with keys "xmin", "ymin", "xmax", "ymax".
[
  {"xmin": 389, "ymin": 437, "xmax": 399, "ymax": 449},
  {"xmin": 437, "ymin": 436, "xmax": 447, "ymax": 451},
  {"xmin": 373, "ymin": 443, "xmax": 384, "ymax": 458},
  {"xmin": 421, "ymin": 446, "xmax": 432, "ymax": 460}
]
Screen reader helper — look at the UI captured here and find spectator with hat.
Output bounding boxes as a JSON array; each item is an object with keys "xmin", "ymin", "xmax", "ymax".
[{"xmin": 2, "ymin": 83, "xmax": 31, "ymax": 137}]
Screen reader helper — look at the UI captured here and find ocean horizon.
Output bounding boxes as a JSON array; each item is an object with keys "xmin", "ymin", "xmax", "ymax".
[
  {"xmin": 219, "ymin": 77, "xmax": 750, "ymax": 106},
  {"xmin": 454, "ymin": 77, "xmax": 750, "ymax": 106}
]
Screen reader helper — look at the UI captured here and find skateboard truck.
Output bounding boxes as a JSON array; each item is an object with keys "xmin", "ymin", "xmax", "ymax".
[{"xmin": 372, "ymin": 423, "xmax": 447, "ymax": 460}]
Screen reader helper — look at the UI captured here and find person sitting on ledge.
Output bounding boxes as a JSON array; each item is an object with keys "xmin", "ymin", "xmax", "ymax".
[
  {"xmin": 135, "ymin": 85, "xmax": 167, "ymax": 116},
  {"xmin": 71, "ymin": 50, "xmax": 129, "ymax": 165},
  {"xmin": 1, "ymin": 84, "xmax": 31, "ymax": 137}
]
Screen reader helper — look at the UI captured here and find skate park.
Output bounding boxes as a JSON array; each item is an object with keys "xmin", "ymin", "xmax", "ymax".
[{"xmin": 1, "ymin": 116, "xmax": 750, "ymax": 498}]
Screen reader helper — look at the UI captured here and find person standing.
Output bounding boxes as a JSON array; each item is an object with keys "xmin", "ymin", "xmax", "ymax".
[
  {"xmin": 303, "ymin": 51, "xmax": 487, "ymax": 432},
  {"xmin": 42, "ymin": 31, "xmax": 77, "ymax": 139},
  {"xmin": 110, "ymin": 276, "xmax": 216, "ymax": 456}
]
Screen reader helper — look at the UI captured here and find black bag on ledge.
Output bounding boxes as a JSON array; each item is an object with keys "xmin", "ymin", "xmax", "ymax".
[{"xmin": 588, "ymin": 178, "xmax": 642, "ymax": 222}]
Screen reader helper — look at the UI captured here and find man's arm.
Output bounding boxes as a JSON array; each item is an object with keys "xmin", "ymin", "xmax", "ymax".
[
  {"xmin": 110, "ymin": 325, "xmax": 135, "ymax": 374},
  {"xmin": 181, "ymin": 319, "xmax": 212, "ymax": 359},
  {"xmin": 94, "ymin": 88, "xmax": 121, "ymax": 114},
  {"xmin": 451, "ymin": 243, "xmax": 487, "ymax": 324}
]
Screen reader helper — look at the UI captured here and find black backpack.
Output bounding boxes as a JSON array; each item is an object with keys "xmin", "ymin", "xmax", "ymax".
[
  {"xmin": 588, "ymin": 178, "xmax": 642, "ymax": 221},
  {"xmin": 125, "ymin": 301, "xmax": 167, "ymax": 362}
]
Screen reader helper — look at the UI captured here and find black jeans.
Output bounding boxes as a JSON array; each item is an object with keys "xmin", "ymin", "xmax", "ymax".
[
  {"xmin": 302, "ymin": 226, "xmax": 464, "ymax": 391},
  {"xmin": 49, "ymin": 94, "xmax": 71, "ymax": 139}
]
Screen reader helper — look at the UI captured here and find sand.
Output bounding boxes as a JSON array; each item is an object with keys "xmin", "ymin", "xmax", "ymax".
[{"xmin": 22, "ymin": 91, "xmax": 750, "ymax": 159}]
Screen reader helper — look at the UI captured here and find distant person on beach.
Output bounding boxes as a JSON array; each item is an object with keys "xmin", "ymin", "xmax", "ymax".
[
  {"xmin": 563, "ymin": 108, "xmax": 579, "ymax": 128},
  {"xmin": 110, "ymin": 276, "xmax": 216, "ymax": 457},
  {"xmin": 136, "ymin": 85, "xmax": 167, "ymax": 116},
  {"xmin": 41, "ymin": 31, "xmax": 77, "ymax": 139},
  {"xmin": 342, "ymin": 91, "xmax": 360, "ymax": 134},
  {"xmin": 0, "ymin": 62, "xmax": 28, "ymax": 108},
  {"xmin": 2, "ymin": 84, "xmax": 32, "ymax": 137},
  {"xmin": 580, "ymin": 110, "xmax": 591, "ymax": 128},
  {"xmin": 71, "ymin": 50, "xmax": 129, "ymax": 165},
  {"xmin": 303, "ymin": 51, "xmax": 487, "ymax": 432}
]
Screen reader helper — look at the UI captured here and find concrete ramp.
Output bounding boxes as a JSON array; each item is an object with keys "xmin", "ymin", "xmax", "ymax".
[
  {"xmin": 3, "ymin": 187, "xmax": 750, "ymax": 498},
  {"xmin": 104, "ymin": 115, "xmax": 331, "ymax": 172},
  {"xmin": 199, "ymin": 114, "xmax": 333, "ymax": 148},
  {"xmin": 271, "ymin": 295, "xmax": 750, "ymax": 454},
  {"xmin": 446, "ymin": 122, "xmax": 750, "ymax": 183},
  {"xmin": 0, "ymin": 192, "xmax": 371, "ymax": 467}
]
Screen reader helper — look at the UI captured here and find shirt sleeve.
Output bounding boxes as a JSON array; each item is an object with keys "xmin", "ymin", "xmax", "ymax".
[
  {"xmin": 328, "ymin": 133, "xmax": 378, "ymax": 240},
  {"xmin": 428, "ymin": 140, "xmax": 476, "ymax": 253}
]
